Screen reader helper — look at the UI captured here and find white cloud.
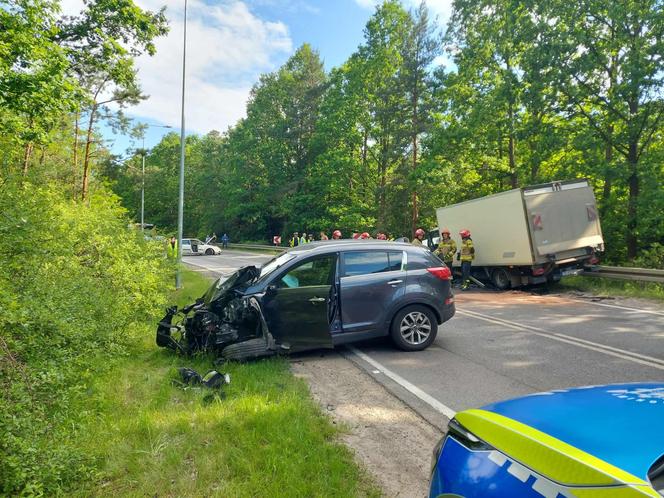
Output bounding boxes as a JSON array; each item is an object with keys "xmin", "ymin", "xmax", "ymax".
[
  {"xmin": 57, "ymin": 0, "xmax": 293, "ymax": 133},
  {"xmin": 133, "ymin": 0, "xmax": 292, "ymax": 132}
]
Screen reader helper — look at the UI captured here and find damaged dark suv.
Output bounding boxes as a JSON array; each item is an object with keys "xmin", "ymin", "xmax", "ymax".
[{"xmin": 157, "ymin": 240, "xmax": 455, "ymax": 361}]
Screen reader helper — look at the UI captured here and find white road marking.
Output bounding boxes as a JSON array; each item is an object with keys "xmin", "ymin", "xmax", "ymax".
[
  {"xmin": 571, "ymin": 299, "xmax": 664, "ymax": 317},
  {"xmin": 458, "ymin": 309, "xmax": 664, "ymax": 371},
  {"xmin": 347, "ymin": 345, "xmax": 457, "ymax": 420}
]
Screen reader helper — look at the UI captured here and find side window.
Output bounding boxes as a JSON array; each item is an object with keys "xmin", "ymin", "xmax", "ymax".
[
  {"xmin": 387, "ymin": 251, "xmax": 403, "ymax": 272},
  {"xmin": 182, "ymin": 239, "xmax": 190, "ymax": 246},
  {"xmin": 342, "ymin": 251, "xmax": 396, "ymax": 277},
  {"xmin": 277, "ymin": 255, "xmax": 336, "ymax": 289}
]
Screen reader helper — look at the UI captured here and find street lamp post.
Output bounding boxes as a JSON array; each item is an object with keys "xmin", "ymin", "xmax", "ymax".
[
  {"xmin": 176, "ymin": 0, "xmax": 188, "ymax": 289},
  {"xmin": 140, "ymin": 124, "xmax": 172, "ymax": 234}
]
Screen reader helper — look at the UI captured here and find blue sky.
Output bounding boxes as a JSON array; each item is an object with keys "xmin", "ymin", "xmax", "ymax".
[{"xmin": 60, "ymin": 0, "xmax": 453, "ymax": 155}]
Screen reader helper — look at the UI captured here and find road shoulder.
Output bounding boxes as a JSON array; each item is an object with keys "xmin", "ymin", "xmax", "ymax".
[{"xmin": 291, "ymin": 351, "xmax": 443, "ymax": 498}]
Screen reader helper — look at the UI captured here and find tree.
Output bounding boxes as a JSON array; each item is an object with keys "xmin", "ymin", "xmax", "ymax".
[
  {"xmin": 400, "ymin": 1, "xmax": 440, "ymax": 233},
  {"xmin": 56, "ymin": 0, "xmax": 168, "ymax": 199},
  {"xmin": 535, "ymin": 0, "xmax": 664, "ymax": 258},
  {"xmin": 0, "ymin": 0, "xmax": 79, "ymax": 175}
]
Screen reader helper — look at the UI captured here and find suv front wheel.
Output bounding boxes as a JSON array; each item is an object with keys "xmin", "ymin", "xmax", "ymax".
[{"xmin": 390, "ymin": 305, "xmax": 438, "ymax": 351}]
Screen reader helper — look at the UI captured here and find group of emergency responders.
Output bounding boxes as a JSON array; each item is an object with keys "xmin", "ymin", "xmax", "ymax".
[{"xmin": 412, "ymin": 227, "xmax": 475, "ymax": 290}]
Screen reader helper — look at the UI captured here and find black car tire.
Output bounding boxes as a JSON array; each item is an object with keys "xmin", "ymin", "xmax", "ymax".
[
  {"xmin": 221, "ymin": 338, "xmax": 275, "ymax": 362},
  {"xmin": 205, "ymin": 248, "xmax": 214, "ymax": 255},
  {"xmin": 390, "ymin": 305, "xmax": 438, "ymax": 351},
  {"xmin": 491, "ymin": 268, "xmax": 511, "ymax": 290}
]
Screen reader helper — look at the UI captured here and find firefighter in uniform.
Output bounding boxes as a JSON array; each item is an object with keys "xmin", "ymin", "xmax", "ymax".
[
  {"xmin": 412, "ymin": 228, "xmax": 425, "ymax": 246},
  {"xmin": 434, "ymin": 228, "xmax": 457, "ymax": 267},
  {"xmin": 332, "ymin": 230, "xmax": 342, "ymax": 240},
  {"xmin": 458, "ymin": 229, "xmax": 474, "ymax": 290}
]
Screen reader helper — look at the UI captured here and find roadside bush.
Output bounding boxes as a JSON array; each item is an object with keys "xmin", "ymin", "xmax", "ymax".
[
  {"xmin": 633, "ymin": 243, "xmax": 664, "ymax": 270},
  {"xmin": 0, "ymin": 180, "xmax": 172, "ymax": 495}
]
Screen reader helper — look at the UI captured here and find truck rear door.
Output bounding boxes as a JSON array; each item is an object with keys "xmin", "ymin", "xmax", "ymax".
[{"xmin": 523, "ymin": 180, "xmax": 604, "ymax": 261}]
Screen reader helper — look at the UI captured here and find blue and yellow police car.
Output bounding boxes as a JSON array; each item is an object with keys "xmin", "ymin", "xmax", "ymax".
[{"xmin": 429, "ymin": 383, "xmax": 664, "ymax": 497}]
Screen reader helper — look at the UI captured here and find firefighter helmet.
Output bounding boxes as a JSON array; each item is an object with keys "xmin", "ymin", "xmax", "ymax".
[
  {"xmin": 459, "ymin": 229, "xmax": 471, "ymax": 238},
  {"xmin": 441, "ymin": 228, "xmax": 450, "ymax": 235},
  {"xmin": 360, "ymin": 232, "xmax": 370, "ymax": 239},
  {"xmin": 376, "ymin": 232, "xmax": 387, "ymax": 240},
  {"xmin": 332, "ymin": 230, "xmax": 342, "ymax": 239},
  {"xmin": 415, "ymin": 228, "xmax": 425, "ymax": 237}
]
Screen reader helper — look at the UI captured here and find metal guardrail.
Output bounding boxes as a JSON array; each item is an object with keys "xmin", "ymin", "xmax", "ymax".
[{"xmin": 583, "ymin": 265, "xmax": 664, "ymax": 284}]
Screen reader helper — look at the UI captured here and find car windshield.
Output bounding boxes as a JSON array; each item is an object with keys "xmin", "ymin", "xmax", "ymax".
[{"xmin": 258, "ymin": 252, "xmax": 295, "ymax": 279}]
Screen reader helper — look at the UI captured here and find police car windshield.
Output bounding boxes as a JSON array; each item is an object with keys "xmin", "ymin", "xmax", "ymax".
[{"xmin": 259, "ymin": 253, "xmax": 295, "ymax": 279}]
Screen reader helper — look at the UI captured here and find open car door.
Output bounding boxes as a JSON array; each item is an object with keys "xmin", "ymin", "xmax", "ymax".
[{"xmin": 262, "ymin": 254, "xmax": 337, "ymax": 352}]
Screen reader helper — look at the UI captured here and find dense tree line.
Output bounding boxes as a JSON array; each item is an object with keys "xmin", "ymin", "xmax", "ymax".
[
  {"xmin": 1, "ymin": 1, "xmax": 171, "ymax": 493},
  {"xmin": 110, "ymin": 0, "xmax": 662, "ymax": 264}
]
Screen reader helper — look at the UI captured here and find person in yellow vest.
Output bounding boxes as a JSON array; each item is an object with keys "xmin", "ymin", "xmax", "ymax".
[
  {"xmin": 412, "ymin": 228, "xmax": 425, "ymax": 246},
  {"xmin": 167, "ymin": 236, "xmax": 178, "ymax": 259},
  {"xmin": 458, "ymin": 229, "xmax": 474, "ymax": 290},
  {"xmin": 434, "ymin": 228, "xmax": 457, "ymax": 267},
  {"xmin": 289, "ymin": 232, "xmax": 299, "ymax": 247}
]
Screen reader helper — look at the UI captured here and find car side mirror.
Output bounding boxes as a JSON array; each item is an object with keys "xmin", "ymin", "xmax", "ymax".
[{"xmin": 266, "ymin": 284, "xmax": 278, "ymax": 295}]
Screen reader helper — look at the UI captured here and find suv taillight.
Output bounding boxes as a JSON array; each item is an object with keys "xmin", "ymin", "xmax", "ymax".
[{"xmin": 427, "ymin": 267, "xmax": 452, "ymax": 280}]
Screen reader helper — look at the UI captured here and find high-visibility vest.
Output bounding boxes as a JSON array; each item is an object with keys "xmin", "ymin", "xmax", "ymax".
[
  {"xmin": 436, "ymin": 239, "xmax": 457, "ymax": 262},
  {"xmin": 289, "ymin": 237, "xmax": 298, "ymax": 247},
  {"xmin": 300, "ymin": 236, "xmax": 307, "ymax": 245},
  {"xmin": 167, "ymin": 240, "xmax": 178, "ymax": 259},
  {"xmin": 460, "ymin": 238, "xmax": 475, "ymax": 262}
]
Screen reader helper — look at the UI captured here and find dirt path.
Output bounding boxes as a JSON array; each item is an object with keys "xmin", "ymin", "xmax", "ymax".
[{"xmin": 291, "ymin": 351, "xmax": 442, "ymax": 498}]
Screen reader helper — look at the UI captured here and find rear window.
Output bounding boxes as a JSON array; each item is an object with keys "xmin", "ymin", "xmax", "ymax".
[
  {"xmin": 343, "ymin": 251, "xmax": 402, "ymax": 277},
  {"xmin": 407, "ymin": 248, "xmax": 438, "ymax": 270}
]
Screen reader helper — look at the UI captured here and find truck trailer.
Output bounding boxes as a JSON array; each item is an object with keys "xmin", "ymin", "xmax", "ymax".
[{"xmin": 434, "ymin": 179, "xmax": 604, "ymax": 289}]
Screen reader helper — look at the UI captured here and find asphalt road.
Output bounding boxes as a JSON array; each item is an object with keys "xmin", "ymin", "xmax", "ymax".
[{"xmin": 185, "ymin": 251, "xmax": 664, "ymax": 426}]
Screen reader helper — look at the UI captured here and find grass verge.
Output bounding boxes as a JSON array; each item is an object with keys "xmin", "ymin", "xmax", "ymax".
[
  {"xmin": 554, "ymin": 275, "xmax": 664, "ymax": 302},
  {"xmin": 75, "ymin": 269, "xmax": 380, "ymax": 497}
]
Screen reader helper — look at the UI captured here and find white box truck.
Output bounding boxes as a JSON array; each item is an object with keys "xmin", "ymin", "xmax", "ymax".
[{"xmin": 434, "ymin": 179, "xmax": 604, "ymax": 289}]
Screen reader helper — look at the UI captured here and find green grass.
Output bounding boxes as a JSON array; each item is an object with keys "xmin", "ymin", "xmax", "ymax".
[
  {"xmin": 174, "ymin": 267, "xmax": 215, "ymax": 304},
  {"xmin": 554, "ymin": 275, "xmax": 664, "ymax": 302},
  {"xmin": 74, "ymin": 269, "xmax": 380, "ymax": 497}
]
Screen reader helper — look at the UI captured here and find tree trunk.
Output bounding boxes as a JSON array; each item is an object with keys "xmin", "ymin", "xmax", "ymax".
[
  {"xmin": 411, "ymin": 90, "xmax": 419, "ymax": 234},
  {"xmin": 626, "ymin": 97, "xmax": 639, "ymax": 260},
  {"xmin": 39, "ymin": 146, "xmax": 46, "ymax": 166},
  {"xmin": 600, "ymin": 124, "xmax": 614, "ymax": 217},
  {"xmin": 508, "ymin": 100, "xmax": 517, "ymax": 188},
  {"xmin": 22, "ymin": 142, "xmax": 33, "ymax": 176},
  {"xmin": 378, "ymin": 137, "xmax": 387, "ymax": 229},
  {"xmin": 81, "ymin": 105, "xmax": 97, "ymax": 201},
  {"xmin": 73, "ymin": 111, "xmax": 80, "ymax": 199}
]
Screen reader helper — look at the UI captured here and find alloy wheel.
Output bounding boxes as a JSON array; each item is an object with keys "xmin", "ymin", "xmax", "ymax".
[{"xmin": 400, "ymin": 311, "xmax": 432, "ymax": 345}]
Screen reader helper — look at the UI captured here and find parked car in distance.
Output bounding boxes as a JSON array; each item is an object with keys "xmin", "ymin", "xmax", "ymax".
[
  {"xmin": 157, "ymin": 240, "xmax": 455, "ymax": 360},
  {"xmin": 429, "ymin": 383, "xmax": 664, "ymax": 498},
  {"xmin": 182, "ymin": 238, "xmax": 221, "ymax": 256}
]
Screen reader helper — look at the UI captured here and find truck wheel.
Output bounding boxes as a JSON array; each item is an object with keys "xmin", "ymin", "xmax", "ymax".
[
  {"xmin": 221, "ymin": 338, "xmax": 275, "ymax": 362},
  {"xmin": 491, "ymin": 268, "xmax": 511, "ymax": 290},
  {"xmin": 390, "ymin": 305, "xmax": 438, "ymax": 351}
]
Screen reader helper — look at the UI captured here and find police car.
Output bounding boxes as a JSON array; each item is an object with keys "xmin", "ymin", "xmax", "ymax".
[{"xmin": 430, "ymin": 383, "xmax": 664, "ymax": 497}]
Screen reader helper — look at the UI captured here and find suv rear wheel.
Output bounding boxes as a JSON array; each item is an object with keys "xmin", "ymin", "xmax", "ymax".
[{"xmin": 390, "ymin": 305, "xmax": 438, "ymax": 351}]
